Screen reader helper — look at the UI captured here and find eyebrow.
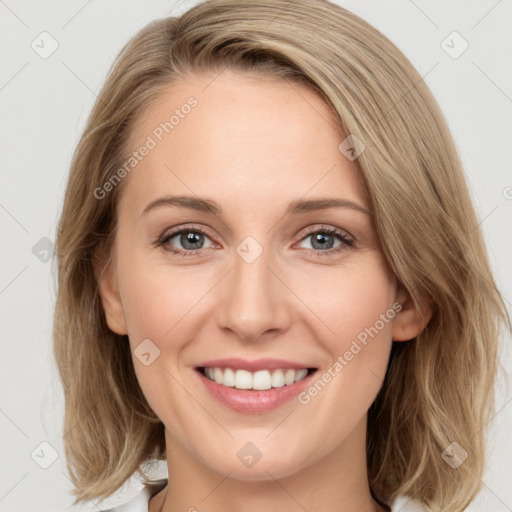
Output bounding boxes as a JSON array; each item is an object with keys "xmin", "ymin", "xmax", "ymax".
[{"xmin": 141, "ymin": 195, "xmax": 371, "ymax": 217}]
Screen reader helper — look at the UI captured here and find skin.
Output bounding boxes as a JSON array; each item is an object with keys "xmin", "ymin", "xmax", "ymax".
[{"xmin": 96, "ymin": 70, "xmax": 432, "ymax": 512}]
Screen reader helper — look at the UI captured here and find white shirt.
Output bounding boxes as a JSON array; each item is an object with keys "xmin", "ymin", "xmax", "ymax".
[
  {"xmin": 100, "ymin": 479, "xmax": 168, "ymax": 512},
  {"xmin": 98, "ymin": 478, "xmax": 415, "ymax": 511}
]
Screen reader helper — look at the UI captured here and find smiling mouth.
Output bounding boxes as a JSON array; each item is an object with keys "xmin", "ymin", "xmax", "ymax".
[{"xmin": 197, "ymin": 367, "xmax": 317, "ymax": 390}]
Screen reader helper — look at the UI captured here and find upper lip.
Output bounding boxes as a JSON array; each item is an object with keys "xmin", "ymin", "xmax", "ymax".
[{"xmin": 196, "ymin": 358, "xmax": 316, "ymax": 372}]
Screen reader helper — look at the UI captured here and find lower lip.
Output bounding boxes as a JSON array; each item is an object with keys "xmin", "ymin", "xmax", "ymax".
[{"xmin": 196, "ymin": 369, "xmax": 316, "ymax": 414}]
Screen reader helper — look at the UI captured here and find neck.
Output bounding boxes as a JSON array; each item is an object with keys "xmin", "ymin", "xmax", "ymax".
[{"xmin": 150, "ymin": 415, "xmax": 388, "ymax": 512}]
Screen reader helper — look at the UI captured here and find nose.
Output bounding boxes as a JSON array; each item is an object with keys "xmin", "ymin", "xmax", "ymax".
[{"xmin": 215, "ymin": 245, "xmax": 291, "ymax": 343}]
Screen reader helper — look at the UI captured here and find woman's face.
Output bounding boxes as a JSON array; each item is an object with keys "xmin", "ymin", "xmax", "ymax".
[{"xmin": 99, "ymin": 70, "xmax": 412, "ymax": 480}]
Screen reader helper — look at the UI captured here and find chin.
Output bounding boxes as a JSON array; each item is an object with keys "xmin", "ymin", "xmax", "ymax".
[{"xmin": 200, "ymin": 445, "xmax": 316, "ymax": 482}]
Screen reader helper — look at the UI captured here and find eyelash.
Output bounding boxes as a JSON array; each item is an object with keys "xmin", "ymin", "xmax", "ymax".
[{"xmin": 154, "ymin": 224, "xmax": 354, "ymax": 258}]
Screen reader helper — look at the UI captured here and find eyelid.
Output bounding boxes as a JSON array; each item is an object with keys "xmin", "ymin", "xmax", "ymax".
[
  {"xmin": 295, "ymin": 224, "xmax": 354, "ymax": 244},
  {"xmin": 158, "ymin": 223, "xmax": 215, "ymax": 240},
  {"xmin": 157, "ymin": 223, "xmax": 354, "ymax": 242}
]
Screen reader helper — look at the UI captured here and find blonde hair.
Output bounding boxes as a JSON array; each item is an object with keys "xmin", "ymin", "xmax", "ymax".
[{"xmin": 53, "ymin": 0, "xmax": 510, "ymax": 509}]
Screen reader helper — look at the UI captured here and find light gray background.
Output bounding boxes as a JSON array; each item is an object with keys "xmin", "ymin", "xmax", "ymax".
[{"xmin": 1, "ymin": 1, "xmax": 511, "ymax": 511}]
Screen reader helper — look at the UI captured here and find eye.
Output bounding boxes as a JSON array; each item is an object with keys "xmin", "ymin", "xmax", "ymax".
[
  {"xmin": 154, "ymin": 224, "xmax": 354, "ymax": 258},
  {"xmin": 155, "ymin": 226, "xmax": 214, "ymax": 257},
  {"xmin": 296, "ymin": 225, "xmax": 354, "ymax": 256}
]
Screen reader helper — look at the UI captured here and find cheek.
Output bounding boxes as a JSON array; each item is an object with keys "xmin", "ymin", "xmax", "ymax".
[
  {"xmin": 115, "ymin": 254, "xmax": 206, "ymax": 415},
  {"xmin": 304, "ymin": 256, "xmax": 396, "ymax": 346},
  {"xmin": 115, "ymin": 251, "xmax": 219, "ymax": 408},
  {"xmin": 117, "ymin": 248, "xmax": 207, "ymax": 343},
  {"xmin": 298, "ymin": 257, "xmax": 396, "ymax": 407}
]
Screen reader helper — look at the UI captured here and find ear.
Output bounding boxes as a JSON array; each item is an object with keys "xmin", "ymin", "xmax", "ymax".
[
  {"xmin": 392, "ymin": 284, "xmax": 433, "ymax": 342},
  {"xmin": 93, "ymin": 243, "xmax": 128, "ymax": 336}
]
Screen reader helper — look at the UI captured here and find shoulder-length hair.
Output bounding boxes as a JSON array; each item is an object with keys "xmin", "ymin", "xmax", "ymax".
[{"xmin": 53, "ymin": 0, "xmax": 510, "ymax": 509}]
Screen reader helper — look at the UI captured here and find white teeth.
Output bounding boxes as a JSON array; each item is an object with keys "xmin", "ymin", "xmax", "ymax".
[
  {"xmin": 294, "ymin": 369, "xmax": 308, "ymax": 382},
  {"xmin": 284, "ymin": 369, "xmax": 296, "ymax": 385},
  {"xmin": 235, "ymin": 369, "xmax": 252, "ymax": 389},
  {"xmin": 202, "ymin": 367, "xmax": 311, "ymax": 389},
  {"xmin": 271, "ymin": 369, "xmax": 285, "ymax": 388},
  {"xmin": 214, "ymin": 367, "xmax": 223, "ymax": 384},
  {"xmin": 223, "ymin": 368, "xmax": 235, "ymax": 387},
  {"xmin": 252, "ymin": 370, "xmax": 272, "ymax": 390}
]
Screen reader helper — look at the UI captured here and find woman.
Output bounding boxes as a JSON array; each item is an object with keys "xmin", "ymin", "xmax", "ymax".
[{"xmin": 53, "ymin": 0, "xmax": 510, "ymax": 511}]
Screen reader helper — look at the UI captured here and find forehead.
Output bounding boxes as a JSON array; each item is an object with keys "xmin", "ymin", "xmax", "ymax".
[{"xmin": 120, "ymin": 70, "xmax": 368, "ymax": 215}]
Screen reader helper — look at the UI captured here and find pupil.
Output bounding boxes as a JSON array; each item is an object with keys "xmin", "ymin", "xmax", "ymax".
[
  {"xmin": 312, "ymin": 233, "xmax": 333, "ymax": 250},
  {"xmin": 182, "ymin": 231, "xmax": 203, "ymax": 249}
]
